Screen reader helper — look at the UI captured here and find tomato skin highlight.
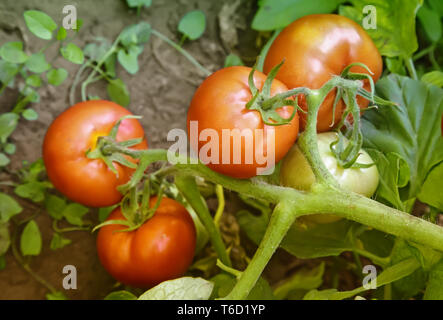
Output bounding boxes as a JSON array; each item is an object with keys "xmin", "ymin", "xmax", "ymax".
[
  {"xmin": 264, "ymin": 14, "xmax": 382, "ymax": 132},
  {"xmin": 96, "ymin": 197, "xmax": 196, "ymax": 288},
  {"xmin": 187, "ymin": 66, "xmax": 300, "ymax": 179},
  {"xmin": 43, "ymin": 100, "xmax": 148, "ymax": 207}
]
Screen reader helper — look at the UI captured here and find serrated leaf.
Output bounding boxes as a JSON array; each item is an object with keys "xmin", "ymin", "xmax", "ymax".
[
  {"xmin": 25, "ymin": 53, "xmax": 51, "ymax": 74},
  {"xmin": 24, "ymin": 10, "xmax": 57, "ymax": 40},
  {"xmin": 340, "ymin": 0, "xmax": 422, "ymax": 58},
  {"xmin": 138, "ymin": 277, "xmax": 213, "ymax": 300},
  {"xmin": 178, "ymin": 10, "xmax": 206, "ymax": 40},
  {"xmin": 0, "ymin": 192, "xmax": 23, "ymax": 223},
  {"xmin": 62, "ymin": 203, "xmax": 89, "ymax": 226},
  {"xmin": 47, "ymin": 68, "xmax": 68, "ymax": 86},
  {"xmin": 60, "ymin": 43, "xmax": 84, "ymax": 64},
  {"xmin": 107, "ymin": 78, "xmax": 130, "ymax": 107},
  {"xmin": 362, "ymin": 75, "xmax": 443, "ymax": 207},
  {"xmin": 0, "ymin": 42, "xmax": 28, "ymax": 64},
  {"xmin": 20, "ymin": 220, "xmax": 42, "ymax": 256}
]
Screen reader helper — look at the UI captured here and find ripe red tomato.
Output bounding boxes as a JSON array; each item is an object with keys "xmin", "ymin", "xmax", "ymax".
[
  {"xmin": 187, "ymin": 66, "xmax": 299, "ymax": 179},
  {"xmin": 43, "ymin": 100, "xmax": 147, "ymax": 207},
  {"xmin": 264, "ymin": 14, "xmax": 383, "ymax": 132},
  {"xmin": 96, "ymin": 196, "xmax": 196, "ymax": 288}
]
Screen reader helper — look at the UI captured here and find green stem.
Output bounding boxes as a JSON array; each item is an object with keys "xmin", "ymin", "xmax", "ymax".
[
  {"xmin": 405, "ymin": 57, "xmax": 418, "ymax": 80},
  {"xmin": 223, "ymin": 201, "xmax": 298, "ymax": 299},
  {"xmin": 353, "ymin": 248, "xmax": 390, "ymax": 267},
  {"xmin": 52, "ymin": 220, "xmax": 90, "ymax": 233},
  {"xmin": 151, "ymin": 29, "xmax": 211, "ymax": 77},
  {"xmin": 213, "ymin": 184, "xmax": 225, "ymax": 227},
  {"xmin": 175, "ymin": 175, "xmax": 232, "ymax": 267}
]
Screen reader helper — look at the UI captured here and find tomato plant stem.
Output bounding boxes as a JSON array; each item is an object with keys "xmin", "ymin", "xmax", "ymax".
[
  {"xmin": 223, "ymin": 201, "xmax": 298, "ymax": 299},
  {"xmin": 213, "ymin": 184, "xmax": 225, "ymax": 227},
  {"xmin": 175, "ymin": 175, "xmax": 232, "ymax": 267}
]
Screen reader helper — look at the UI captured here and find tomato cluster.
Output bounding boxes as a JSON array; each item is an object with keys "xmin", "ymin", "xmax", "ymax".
[{"xmin": 43, "ymin": 14, "xmax": 383, "ymax": 289}]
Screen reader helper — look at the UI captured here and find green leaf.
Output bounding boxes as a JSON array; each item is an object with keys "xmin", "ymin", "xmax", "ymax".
[
  {"xmin": 117, "ymin": 46, "xmax": 142, "ymax": 74},
  {"xmin": 25, "ymin": 75, "xmax": 41, "ymax": 88},
  {"xmin": 210, "ymin": 273, "xmax": 274, "ymax": 300},
  {"xmin": 0, "ymin": 60, "xmax": 19, "ymax": 87},
  {"xmin": 46, "ymin": 291, "xmax": 67, "ymax": 300},
  {"xmin": 340, "ymin": 0, "xmax": 422, "ymax": 58},
  {"xmin": 47, "ymin": 68, "xmax": 68, "ymax": 86},
  {"xmin": 50, "ymin": 233, "xmax": 72, "ymax": 250},
  {"xmin": 138, "ymin": 277, "xmax": 213, "ymax": 300},
  {"xmin": 0, "ymin": 192, "xmax": 23, "ymax": 223},
  {"xmin": 24, "ymin": 10, "xmax": 57, "ymax": 40},
  {"xmin": 74, "ymin": 19, "xmax": 83, "ymax": 32},
  {"xmin": 273, "ymin": 262, "xmax": 325, "ymax": 299},
  {"xmin": 119, "ymin": 22, "xmax": 151, "ymax": 48},
  {"xmin": 429, "ymin": 0, "xmax": 443, "ymax": 16},
  {"xmin": 418, "ymin": 162, "xmax": 443, "ymax": 210},
  {"xmin": 15, "ymin": 182, "xmax": 47, "ymax": 203},
  {"xmin": 98, "ymin": 205, "xmax": 116, "ymax": 223},
  {"xmin": 62, "ymin": 203, "xmax": 89, "ymax": 226},
  {"xmin": 4, "ymin": 143, "xmax": 16, "ymax": 155},
  {"xmin": 224, "ymin": 54, "xmax": 244, "ymax": 68},
  {"xmin": 417, "ymin": 4, "xmax": 442, "ymax": 43},
  {"xmin": 362, "ymin": 75, "xmax": 443, "ymax": 206},
  {"xmin": 0, "ymin": 113, "xmax": 19, "ymax": 144},
  {"xmin": 0, "ymin": 42, "xmax": 28, "ymax": 64},
  {"xmin": 0, "ymin": 223, "xmax": 11, "ymax": 256},
  {"xmin": 178, "ymin": 10, "xmax": 206, "ymax": 40},
  {"xmin": 107, "ymin": 78, "xmax": 130, "ymax": 107},
  {"xmin": 104, "ymin": 290, "xmax": 137, "ymax": 300},
  {"xmin": 126, "ymin": 0, "xmax": 152, "ymax": 8},
  {"xmin": 56, "ymin": 27, "xmax": 67, "ymax": 41},
  {"xmin": 366, "ymin": 150, "xmax": 409, "ymax": 211},
  {"xmin": 25, "ymin": 53, "xmax": 51, "ymax": 74},
  {"xmin": 385, "ymin": 57, "xmax": 406, "ymax": 76},
  {"xmin": 22, "ymin": 109, "xmax": 39, "ymax": 121},
  {"xmin": 20, "ymin": 220, "xmax": 42, "ymax": 256},
  {"xmin": 304, "ymin": 258, "xmax": 420, "ymax": 300},
  {"xmin": 237, "ymin": 209, "xmax": 355, "ymax": 258},
  {"xmin": 45, "ymin": 195, "xmax": 67, "ymax": 220},
  {"xmin": 0, "ymin": 153, "xmax": 10, "ymax": 167},
  {"xmin": 60, "ymin": 43, "xmax": 84, "ymax": 64},
  {"xmin": 252, "ymin": 0, "xmax": 345, "ymax": 31},
  {"xmin": 421, "ymin": 71, "xmax": 443, "ymax": 88},
  {"xmin": 424, "ymin": 259, "xmax": 443, "ymax": 300}
]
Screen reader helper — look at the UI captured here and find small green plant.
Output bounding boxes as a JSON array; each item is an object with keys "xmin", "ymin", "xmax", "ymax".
[{"xmin": 0, "ymin": 10, "xmax": 83, "ymax": 167}]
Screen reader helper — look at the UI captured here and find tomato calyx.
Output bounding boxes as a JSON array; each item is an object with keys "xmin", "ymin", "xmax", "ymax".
[
  {"xmin": 93, "ymin": 178, "xmax": 166, "ymax": 233},
  {"xmin": 245, "ymin": 61, "xmax": 307, "ymax": 126},
  {"xmin": 86, "ymin": 115, "xmax": 144, "ymax": 177}
]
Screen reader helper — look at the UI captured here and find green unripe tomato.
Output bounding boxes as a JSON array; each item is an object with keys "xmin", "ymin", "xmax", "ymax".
[{"xmin": 280, "ymin": 132, "xmax": 379, "ymax": 223}]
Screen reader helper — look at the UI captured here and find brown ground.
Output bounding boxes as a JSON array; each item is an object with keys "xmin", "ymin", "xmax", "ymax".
[{"xmin": 0, "ymin": 0, "xmax": 359, "ymax": 299}]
